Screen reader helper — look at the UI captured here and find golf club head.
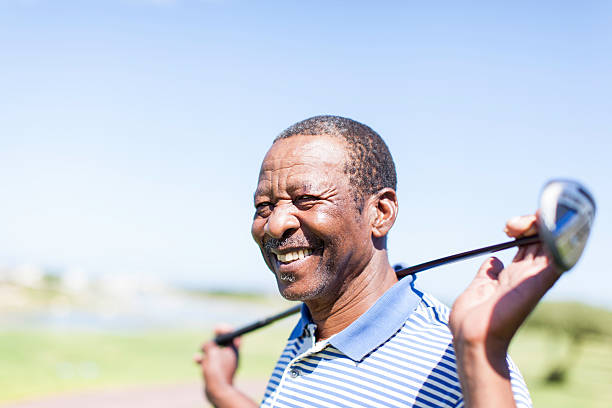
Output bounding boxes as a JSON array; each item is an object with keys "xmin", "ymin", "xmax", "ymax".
[{"xmin": 537, "ymin": 179, "xmax": 596, "ymax": 272}]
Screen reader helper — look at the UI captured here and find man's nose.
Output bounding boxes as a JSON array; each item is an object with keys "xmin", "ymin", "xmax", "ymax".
[{"xmin": 264, "ymin": 203, "xmax": 299, "ymax": 239}]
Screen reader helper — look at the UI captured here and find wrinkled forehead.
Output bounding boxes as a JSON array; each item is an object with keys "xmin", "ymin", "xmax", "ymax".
[{"xmin": 255, "ymin": 135, "xmax": 348, "ymax": 195}]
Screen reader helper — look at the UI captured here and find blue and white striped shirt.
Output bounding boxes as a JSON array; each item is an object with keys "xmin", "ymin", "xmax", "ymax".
[{"xmin": 260, "ymin": 275, "xmax": 532, "ymax": 407}]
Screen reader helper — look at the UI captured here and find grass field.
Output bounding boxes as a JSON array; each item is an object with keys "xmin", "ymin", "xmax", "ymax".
[
  {"xmin": 0, "ymin": 325, "xmax": 290, "ymax": 404},
  {"xmin": 1, "ymin": 309, "xmax": 611, "ymax": 406},
  {"xmin": 509, "ymin": 328, "xmax": 612, "ymax": 408}
]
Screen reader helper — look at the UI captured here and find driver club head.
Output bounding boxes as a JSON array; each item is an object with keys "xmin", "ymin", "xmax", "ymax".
[{"xmin": 537, "ymin": 179, "xmax": 596, "ymax": 272}]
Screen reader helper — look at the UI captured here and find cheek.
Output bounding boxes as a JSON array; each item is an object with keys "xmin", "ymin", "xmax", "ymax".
[
  {"xmin": 309, "ymin": 210, "xmax": 365, "ymax": 252},
  {"xmin": 310, "ymin": 211, "xmax": 335, "ymax": 228},
  {"xmin": 315, "ymin": 207, "xmax": 361, "ymax": 237}
]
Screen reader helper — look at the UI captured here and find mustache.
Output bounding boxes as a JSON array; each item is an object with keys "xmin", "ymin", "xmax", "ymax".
[{"xmin": 263, "ymin": 235, "xmax": 323, "ymax": 252}]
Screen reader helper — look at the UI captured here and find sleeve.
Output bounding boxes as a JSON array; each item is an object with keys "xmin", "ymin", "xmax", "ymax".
[
  {"xmin": 507, "ymin": 355, "xmax": 533, "ymax": 408},
  {"xmin": 451, "ymin": 356, "xmax": 532, "ymax": 408}
]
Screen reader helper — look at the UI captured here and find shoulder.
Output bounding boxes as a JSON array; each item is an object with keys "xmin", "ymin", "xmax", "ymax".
[
  {"xmin": 412, "ymin": 290, "xmax": 453, "ymax": 327},
  {"xmin": 388, "ymin": 288, "xmax": 532, "ymax": 408},
  {"xmin": 399, "ymin": 286, "xmax": 454, "ymax": 342}
]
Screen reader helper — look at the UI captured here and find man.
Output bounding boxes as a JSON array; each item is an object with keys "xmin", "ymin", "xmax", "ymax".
[{"xmin": 197, "ymin": 115, "xmax": 560, "ymax": 407}]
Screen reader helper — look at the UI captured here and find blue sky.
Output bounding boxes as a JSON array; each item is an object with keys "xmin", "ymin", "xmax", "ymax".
[{"xmin": 1, "ymin": 1, "xmax": 610, "ymax": 306}]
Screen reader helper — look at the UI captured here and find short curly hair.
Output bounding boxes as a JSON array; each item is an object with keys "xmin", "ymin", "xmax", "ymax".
[{"xmin": 274, "ymin": 115, "xmax": 397, "ymax": 211}]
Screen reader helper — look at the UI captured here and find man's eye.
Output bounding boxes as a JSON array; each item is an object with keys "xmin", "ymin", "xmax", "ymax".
[
  {"xmin": 296, "ymin": 195, "xmax": 316, "ymax": 201},
  {"xmin": 255, "ymin": 203, "xmax": 273, "ymax": 217},
  {"xmin": 294, "ymin": 195, "xmax": 318, "ymax": 207}
]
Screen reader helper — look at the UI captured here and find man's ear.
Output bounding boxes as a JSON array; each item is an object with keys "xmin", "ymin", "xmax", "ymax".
[{"xmin": 369, "ymin": 188, "xmax": 399, "ymax": 238}]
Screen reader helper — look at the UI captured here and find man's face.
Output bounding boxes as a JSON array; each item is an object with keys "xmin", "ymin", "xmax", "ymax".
[{"xmin": 251, "ymin": 134, "xmax": 375, "ymax": 301}]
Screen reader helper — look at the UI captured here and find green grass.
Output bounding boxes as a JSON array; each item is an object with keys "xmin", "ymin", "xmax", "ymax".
[
  {"xmin": 509, "ymin": 328, "xmax": 612, "ymax": 408},
  {"xmin": 0, "ymin": 329, "xmax": 199, "ymax": 401},
  {"xmin": 0, "ymin": 327, "xmax": 290, "ymax": 403},
  {"xmin": 1, "ymin": 309, "xmax": 611, "ymax": 406}
]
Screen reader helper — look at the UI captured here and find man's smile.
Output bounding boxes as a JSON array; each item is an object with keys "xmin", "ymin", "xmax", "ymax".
[
  {"xmin": 272, "ymin": 248, "xmax": 313, "ymax": 263},
  {"xmin": 268, "ymin": 246, "xmax": 323, "ymax": 271}
]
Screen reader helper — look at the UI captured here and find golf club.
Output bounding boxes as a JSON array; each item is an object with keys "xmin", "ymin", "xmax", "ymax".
[{"xmin": 214, "ymin": 179, "xmax": 596, "ymax": 346}]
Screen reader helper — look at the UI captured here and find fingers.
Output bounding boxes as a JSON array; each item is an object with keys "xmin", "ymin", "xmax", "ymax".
[
  {"xmin": 214, "ymin": 324, "xmax": 234, "ymax": 336},
  {"xmin": 517, "ymin": 244, "xmax": 542, "ymax": 262},
  {"xmin": 476, "ymin": 257, "xmax": 504, "ymax": 280},
  {"xmin": 508, "ymin": 240, "xmax": 558, "ymax": 291},
  {"xmin": 515, "ymin": 245, "xmax": 527, "ymax": 261},
  {"xmin": 195, "ymin": 324, "xmax": 239, "ymax": 367},
  {"xmin": 506, "ymin": 214, "xmax": 539, "ymax": 263},
  {"xmin": 213, "ymin": 324, "xmax": 241, "ymax": 348},
  {"xmin": 201, "ymin": 340, "xmax": 216, "ymax": 354},
  {"xmin": 197, "ymin": 340, "xmax": 223, "ymax": 369},
  {"xmin": 504, "ymin": 215, "xmax": 537, "ymax": 238},
  {"xmin": 194, "ymin": 340, "xmax": 213, "ymax": 366}
]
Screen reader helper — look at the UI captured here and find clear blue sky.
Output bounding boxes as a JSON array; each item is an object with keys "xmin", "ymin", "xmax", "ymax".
[{"xmin": 1, "ymin": 1, "xmax": 610, "ymax": 306}]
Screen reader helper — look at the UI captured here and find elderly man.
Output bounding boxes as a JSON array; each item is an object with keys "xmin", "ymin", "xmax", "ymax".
[{"xmin": 197, "ymin": 116, "xmax": 559, "ymax": 407}]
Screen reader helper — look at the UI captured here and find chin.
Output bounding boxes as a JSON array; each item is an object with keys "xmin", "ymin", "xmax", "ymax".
[{"xmin": 276, "ymin": 278, "xmax": 326, "ymax": 302}]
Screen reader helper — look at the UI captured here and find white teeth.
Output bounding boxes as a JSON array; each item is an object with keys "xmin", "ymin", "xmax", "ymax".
[{"xmin": 276, "ymin": 249, "xmax": 313, "ymax": 263}]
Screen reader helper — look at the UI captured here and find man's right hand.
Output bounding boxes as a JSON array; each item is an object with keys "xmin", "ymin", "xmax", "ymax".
[{"xmin": 195, "ymin": 325, "xmax": 257, "ymax": 408}]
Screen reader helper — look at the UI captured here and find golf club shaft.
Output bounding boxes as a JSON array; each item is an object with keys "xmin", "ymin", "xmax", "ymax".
[
  {"xmin": 395, "ymin": 234, "xmax": 540, "ymax": 278},
  {"xmin": 214, "ymin": 234, "xmax": 540, "ymax": 345},
  {"xmin": 213, "ymin": 304, "xmax": 302, "ymax": 346}
]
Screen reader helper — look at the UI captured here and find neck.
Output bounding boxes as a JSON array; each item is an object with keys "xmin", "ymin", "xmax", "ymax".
[{"xmin": 304, "ymin": 253, "xmax": 398, "ymax": 341}]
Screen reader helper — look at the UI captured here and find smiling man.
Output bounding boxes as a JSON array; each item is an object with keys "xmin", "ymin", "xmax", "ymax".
[{"xmin": 198, "ymin": 116, "xmax": 561, "ymax": 407}]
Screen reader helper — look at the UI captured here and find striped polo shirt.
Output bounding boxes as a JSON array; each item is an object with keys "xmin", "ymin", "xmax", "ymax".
[{"xmin": 260, "ymin": 275, "xmax": 532, "ymax": 407}]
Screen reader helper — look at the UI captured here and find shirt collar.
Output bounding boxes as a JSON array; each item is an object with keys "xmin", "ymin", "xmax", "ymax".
[
  {"xmin": 288, "ymin": 275, "xmax": 422, "ymax": 362},
  {"xmin": 288, "ymin": 303, "xmax": 312, "ymax": 340}
]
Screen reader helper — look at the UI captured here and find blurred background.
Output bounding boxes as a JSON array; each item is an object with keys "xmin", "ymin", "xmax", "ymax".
[{"xmin": 1, "ymin": 1, "xmax": 610, "ymax": 407}]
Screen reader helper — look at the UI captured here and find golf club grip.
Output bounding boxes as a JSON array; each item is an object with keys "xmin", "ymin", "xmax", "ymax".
[
  {"xmin": 214, "ymin": 304, "xmax": 302, "ymax": 346},
  {"xmin": 212, "ymin": 235, "xmax": 540, "ymax": 346},
  {"xmin": 396, "ymin": 234, "xmax": 540, "ymax": 278}
]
